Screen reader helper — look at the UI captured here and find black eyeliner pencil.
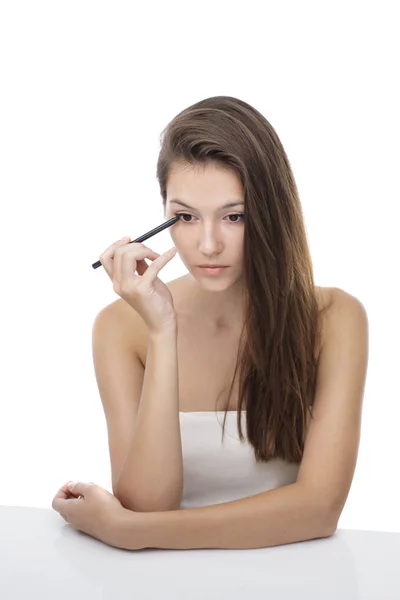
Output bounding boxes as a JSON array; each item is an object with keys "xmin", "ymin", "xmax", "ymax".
[{"xmin": 91, "ymin": 215, "xmax": 180, "ymax": 269}]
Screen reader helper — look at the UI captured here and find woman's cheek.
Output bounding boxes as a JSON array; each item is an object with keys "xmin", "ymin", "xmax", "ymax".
[{"xmin": 170, "ymin": 227, "xmax": 186, "ymax": 248}]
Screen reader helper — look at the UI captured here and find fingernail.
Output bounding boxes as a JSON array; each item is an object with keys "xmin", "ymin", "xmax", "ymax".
[{"xmin": 68, "ymin": 481, "xmax": 76, "ymax": 490}]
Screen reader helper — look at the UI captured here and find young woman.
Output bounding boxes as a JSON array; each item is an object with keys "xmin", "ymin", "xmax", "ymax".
[{"xmin": 91, "ymin": 96, "xmax": 368, "ymax": 546}]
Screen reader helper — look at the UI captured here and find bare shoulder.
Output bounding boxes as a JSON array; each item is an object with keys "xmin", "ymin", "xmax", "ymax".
[
  {"xmin": 99, "ymin": 297, "xmax": 136, "ymax": 327},
  {"xmin": 105, "ymin": 283, "xmax": 357, "ymax": 360},
  {"xmin": 325, "ymin": 287, "xmax": 368, "ymax": 328},
  {"xmin": 98, "ymin": 298, "xmax": 144, "ymax": 352},
  {"xmin": 103, "ymin": 276, "xmax": 186, "ymax": 362},
  {"xmin": 314, "ymin": 286, "xmax": 366, "ymax": 358},
  {"xmin": 326, "ymin": 287, "xmax": 367, "ymax": 316}
]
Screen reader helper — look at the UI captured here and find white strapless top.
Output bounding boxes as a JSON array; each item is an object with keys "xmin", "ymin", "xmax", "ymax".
[{"xmin": 178, "ymin": 411, "xmax": 300, "ymax": 509}]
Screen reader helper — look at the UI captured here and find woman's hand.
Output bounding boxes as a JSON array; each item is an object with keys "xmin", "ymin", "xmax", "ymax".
[
  {"xmin": 52, "ymin": 481, "xmax": 132, "ymax": 548},
  {"xmin": 98, "ymin": 236, "xmax": 178, "ymax": 334}
]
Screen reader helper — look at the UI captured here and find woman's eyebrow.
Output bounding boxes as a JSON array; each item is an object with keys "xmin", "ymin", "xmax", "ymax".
[{"xmin": 169, "ymin": 199, "xmax": 245, "ymax": 210}]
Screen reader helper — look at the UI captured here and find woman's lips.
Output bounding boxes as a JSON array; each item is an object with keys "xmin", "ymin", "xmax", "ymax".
[{"xmin": 198, "ymin": 266, "xmax": 228, "ymax": 275}]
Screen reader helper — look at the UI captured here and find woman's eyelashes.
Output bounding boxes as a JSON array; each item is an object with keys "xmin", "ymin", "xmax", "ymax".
[{"xmin": 174, "ymin": 212, "xmax": 245, "ymax": 223}]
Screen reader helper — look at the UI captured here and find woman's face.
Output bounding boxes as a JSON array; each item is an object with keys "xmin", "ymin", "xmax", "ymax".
[{"xmin": 165, "ymin": 162, "xmax": 245, "ymax": 291}]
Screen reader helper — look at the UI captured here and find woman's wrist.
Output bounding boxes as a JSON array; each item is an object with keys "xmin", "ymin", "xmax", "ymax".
[{"xmin": 148, "ymin": 321, "xmax": 178, "ymax": 340}]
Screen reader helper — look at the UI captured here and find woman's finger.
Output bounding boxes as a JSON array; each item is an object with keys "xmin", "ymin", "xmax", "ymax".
[
  {"xmin": 113, "ymin": 245, "xmax": 159, "ymax": 286},
  {"xmin": 52, "ymin": 481, "xmax": 78, "ymax": 505},
  {"xmin": 139, "ymin": 247, "xmax": 177, "ymax": 284},
  {"xmin": 99, "ymin": 236, "xmax": 130, "ymax": 262},
  {"xmin": 136, "ymin": 253, "xmax": 160, "ymax": 277},
  {"xmin": 53, "ymin": 482, "xmax": 71, "ymax": 501}
]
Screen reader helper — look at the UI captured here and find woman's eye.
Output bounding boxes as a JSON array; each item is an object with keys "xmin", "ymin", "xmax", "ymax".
[
  {"xmin": 176, "ymin": 213, "xmax": 245, "ymax": 223},
  {"xmin": 176, "ymin": 213, "xmax": 193, "ymax": 223},
  {"xmin": 227, "ymin": 213, "xmax": 245, "ymax": 223}
]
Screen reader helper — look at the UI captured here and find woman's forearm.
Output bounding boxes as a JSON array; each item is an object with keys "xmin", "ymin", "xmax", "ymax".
[{"xmin": 115, "ymin": 325, "xmax": 183, "ymax": 512}]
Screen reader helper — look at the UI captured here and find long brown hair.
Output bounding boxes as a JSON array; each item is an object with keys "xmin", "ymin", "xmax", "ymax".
[{"xmin": 156, "ymin": 96, "xmax": 332, "ymax": 464}]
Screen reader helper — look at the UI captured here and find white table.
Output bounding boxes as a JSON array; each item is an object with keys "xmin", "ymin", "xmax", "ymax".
[{"xmin": 1, "ymin": 506, "xmax": 399, "ymax": 599}]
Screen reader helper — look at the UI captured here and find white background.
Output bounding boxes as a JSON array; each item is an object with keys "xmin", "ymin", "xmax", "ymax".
[{"xmin": 1, "ymin": 1, "xmax": 398, "ymax": 533}]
